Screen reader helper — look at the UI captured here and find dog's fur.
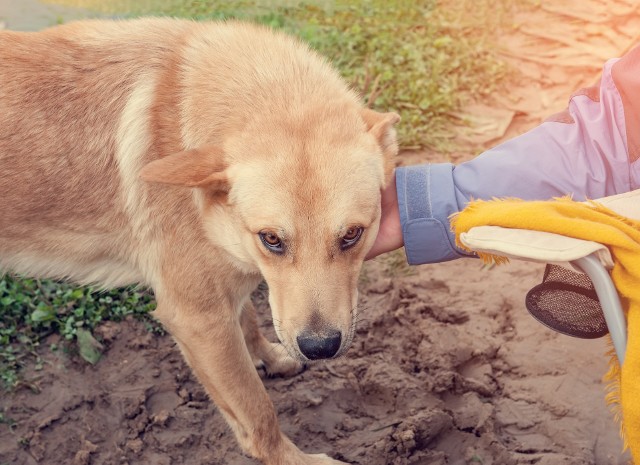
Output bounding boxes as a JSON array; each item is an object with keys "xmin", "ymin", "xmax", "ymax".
[{"xmin": 0, "ymin": 19, "xmax": 399, "ymax": 464}]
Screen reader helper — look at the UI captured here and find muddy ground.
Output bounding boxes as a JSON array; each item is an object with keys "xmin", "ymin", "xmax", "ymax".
[
  {"xmin": 1, "ymin": 262, "xmax": 628, "ymax": 465},
  {"xmin": 1, "ymin": 1, "xmax": 639, "ymax": 464}
]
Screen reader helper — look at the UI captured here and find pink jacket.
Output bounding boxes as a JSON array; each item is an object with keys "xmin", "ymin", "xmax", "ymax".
[{"xmin": 397, "ymin": 45, "xmax": 640, "ymax": 264}]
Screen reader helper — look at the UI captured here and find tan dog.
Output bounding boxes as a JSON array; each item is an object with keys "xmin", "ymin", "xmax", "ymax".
[{"xmin": 0, "ymin": 18, "xmax": 399, "ymax": 464}]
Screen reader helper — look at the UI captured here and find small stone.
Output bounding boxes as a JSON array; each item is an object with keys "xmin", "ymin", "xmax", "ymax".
[
  {"xmin": 73, "ymin": 450, "xmax": 91, "ymax": 465},
  {"xmin": 125, "ymin": 438, "xmax": 144, "ymax": 454},
  {"xmin": 84, "ymin": 440, "xmax": 98, "ymax": 453},
  {"xmin": 152, "ymin": 410, "xmax": 171, "ymax": 426}
]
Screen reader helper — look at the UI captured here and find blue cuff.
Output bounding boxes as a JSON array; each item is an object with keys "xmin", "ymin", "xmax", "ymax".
[{"xmin": 396, "ymin": 164, "xmax": 471, "ymax": 265}]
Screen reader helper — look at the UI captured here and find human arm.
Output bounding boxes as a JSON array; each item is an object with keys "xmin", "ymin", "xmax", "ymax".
[{"xmin": 368, "ymin": 46, "xmax": 640, "ymax": 264}]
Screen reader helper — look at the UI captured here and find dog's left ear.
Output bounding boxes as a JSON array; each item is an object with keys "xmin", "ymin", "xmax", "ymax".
[
  {"xmin": 139, "ymin": 146, "xmax": 229, "ymax": 192},
  {"xmin": 361, "ymin": 108, "xmax": 401, "ymax": 185}
]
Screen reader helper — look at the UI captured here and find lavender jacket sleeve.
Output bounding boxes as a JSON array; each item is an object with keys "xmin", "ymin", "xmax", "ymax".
[{"xmin": 397, "ymin": 51, "xmax": 640, "ymax": 265}]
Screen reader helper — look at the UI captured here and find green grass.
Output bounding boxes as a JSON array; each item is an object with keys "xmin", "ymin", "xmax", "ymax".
[
  {"xmin": 49, "ymin": 0, "xmax": 509, "ymax": 150},
  {"xmin": 2, "ymin": 0, "xmax": 510, "ymax": 389},
  {"xmin": 379, "ymin": 249, "xmax": 416, "ymax": 278},
  {"xmin": 0, "ymin": 276, "xmax": 159, "ymax": 389}
]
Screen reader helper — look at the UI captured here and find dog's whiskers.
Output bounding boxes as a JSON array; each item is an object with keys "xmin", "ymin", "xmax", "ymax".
[{"xmin": 271, "ymin": 321, "xmax": 302, "ymax": 361}]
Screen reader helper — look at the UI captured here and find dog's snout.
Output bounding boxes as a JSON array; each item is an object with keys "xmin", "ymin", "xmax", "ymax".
[{"xmin": 296, "ymin": 330, "xmax": 341, "ymax": 360}]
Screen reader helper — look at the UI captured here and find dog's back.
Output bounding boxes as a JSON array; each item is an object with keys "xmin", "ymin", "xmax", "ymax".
[{"xmin": 0, "ymin": 20, "xmax": 183, "ymax": 284}]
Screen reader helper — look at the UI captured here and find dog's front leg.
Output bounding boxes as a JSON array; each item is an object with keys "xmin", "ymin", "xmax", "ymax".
[
  {"xmin": 155, "ymin": 301, "xmax": 346, "ymax": 465},
  {"xmin": 240, "ymin": 301, "xmax": 304, "ymax": 378}
]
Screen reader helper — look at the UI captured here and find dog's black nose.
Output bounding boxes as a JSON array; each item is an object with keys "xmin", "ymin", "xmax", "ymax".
[{"xmin": 296, "ymin": 330, "xmax": 341, "ymax": 360}]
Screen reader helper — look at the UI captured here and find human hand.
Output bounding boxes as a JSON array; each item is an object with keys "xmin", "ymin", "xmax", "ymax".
[{"xmin": 366, "ymin": 173, "xmax": 404, "ymax": 260}]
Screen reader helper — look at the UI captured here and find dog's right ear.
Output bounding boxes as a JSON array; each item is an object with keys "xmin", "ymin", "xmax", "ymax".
[
  {"xmin": 139, "ymin": 146, "xmax": 229, "ymax": 192},
  {"xmin": 361, "ymin": 108, "xmax": 401, "ymax": 186}
]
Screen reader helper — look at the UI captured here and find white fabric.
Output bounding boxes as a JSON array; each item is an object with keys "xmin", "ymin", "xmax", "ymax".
[
  {"xmin": 593, "ymin": 189, "xmax": 640, "ymax": 221},
  {"xmin": 459, "ymin": 190, "xmax": 640, "ymax": 271},
  {"xmin": 459, "ymin": 226, "xmax": 614, "ymax": 271}
]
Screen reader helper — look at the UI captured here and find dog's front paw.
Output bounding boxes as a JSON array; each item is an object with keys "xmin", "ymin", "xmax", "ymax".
[
  {"xmin": 303, "ymin": 453, "xmax": 349, "ymax": 464},
  {"xmin": 264, "ymin": 436, "xmax": 348, "ymax": 465},
  {"xmin": 273, "ymin": 452, "xmax": 347, "ymax": 465},
  {"xmin": 260, "ymin": 342, "xmax": 305, "ymax": 378}
]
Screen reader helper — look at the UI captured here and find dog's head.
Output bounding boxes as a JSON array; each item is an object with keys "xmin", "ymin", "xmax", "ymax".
[{"xmin": 141, "ymin": 105, "xmax": 399, "ymax": 361}]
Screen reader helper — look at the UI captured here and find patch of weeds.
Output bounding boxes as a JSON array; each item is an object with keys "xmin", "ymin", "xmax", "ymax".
[
  {"xmin": 358, "ymin": 261, "xmax": 373, "ymax": 288},
  {"xmin": 144, "ymin": 319, "xmax": 167, "ymax": 336},
  {"xmin": 294, "ymin": 1, "xmax": 509, "ymax": 150},
  {"xmin": 49, "ymin": 0, "xmax": 509, "ymax": 150},
  {"xmin": 0, "ymin": 276, "xmax": 156, "ymax": 390},
  {"xmin": 378, "ymin": 249, "xmax": 415, "ymax": 278},
  {"xmin": 0, "ymin": 410, "xmax": 16, "ymax": 433}
]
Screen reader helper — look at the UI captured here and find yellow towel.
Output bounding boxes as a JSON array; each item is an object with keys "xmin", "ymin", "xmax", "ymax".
[{"xmin": 451, "ymin": 197, "xmax": 640, "ymax": 462}]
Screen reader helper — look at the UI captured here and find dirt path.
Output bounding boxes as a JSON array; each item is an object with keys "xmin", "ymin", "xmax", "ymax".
[
  {"xmin": 460, "ymin": 0, "xmax": 640, "ymax": 153},
  {"xmin": 1, "ymin": 1, "xmax": 638, "ymax": 464}
]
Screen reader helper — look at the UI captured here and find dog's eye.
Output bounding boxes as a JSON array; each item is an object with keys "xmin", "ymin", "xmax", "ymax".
[
  {"xmin": 259, "ymin": 231, "xmax": 284, "ymax": 254},
  {"xmin": 340, "ymin": 227, "xmax": 363, "ymax": 250}
]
